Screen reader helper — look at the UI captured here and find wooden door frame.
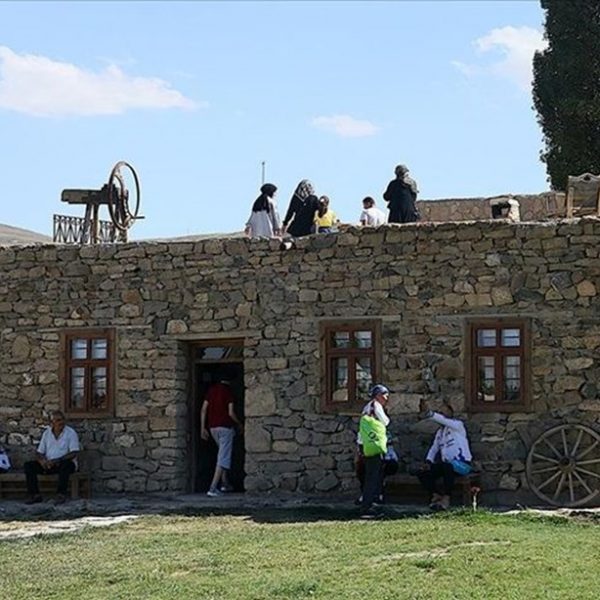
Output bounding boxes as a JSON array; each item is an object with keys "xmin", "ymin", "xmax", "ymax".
[{"xmin": 187, "ymin": 338, "xmax": 245, "ymax": 493}]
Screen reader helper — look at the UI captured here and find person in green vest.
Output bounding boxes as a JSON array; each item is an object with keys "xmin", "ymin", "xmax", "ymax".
[{"xmin": 357, "ymin": 384, "xmax": 391, "ymax": 516}]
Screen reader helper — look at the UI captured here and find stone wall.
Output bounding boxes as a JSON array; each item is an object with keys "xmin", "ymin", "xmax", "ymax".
[
  {"xmin": 1, "ymin": 217, "xmax": 599, "ymax": 503},
  {"xmin": 418, "ymin": 192, "xmax": 565, "ymax": 222}
]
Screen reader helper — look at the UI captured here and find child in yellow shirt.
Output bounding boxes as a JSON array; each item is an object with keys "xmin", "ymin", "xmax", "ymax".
[{"xmin": 313, "ymin": 196, "xmax": 338, "ymax": 233}]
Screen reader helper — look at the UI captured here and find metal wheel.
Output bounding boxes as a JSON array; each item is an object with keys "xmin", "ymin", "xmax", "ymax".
[
  {"xmin": 526, "ymin": 424, "xmax": 600, "ymax": 507},
  {"xmin": 107, "ymin": 161, "xmax": 141, "ymax": 232}
]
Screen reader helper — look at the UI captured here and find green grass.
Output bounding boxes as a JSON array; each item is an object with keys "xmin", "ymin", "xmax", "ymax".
[{"xmin": 1, "ymin": 510, "xmax": 599, "ymax": 599}]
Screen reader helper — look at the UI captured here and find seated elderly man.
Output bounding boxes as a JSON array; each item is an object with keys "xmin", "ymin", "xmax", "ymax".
[{"xmin": 24, "ymin": 410, "xmax": 80, "ymax": 504}]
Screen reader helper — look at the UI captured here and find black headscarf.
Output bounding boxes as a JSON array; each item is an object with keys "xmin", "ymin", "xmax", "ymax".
[{"xmin": 252, "ymin": 183, "xmax": 277, "ymax": 212}]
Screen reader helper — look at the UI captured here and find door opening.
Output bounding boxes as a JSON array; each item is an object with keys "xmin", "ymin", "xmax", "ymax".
[{"xmin": 190, "ymin": 341, "xmax": 245, "ymax": 493}]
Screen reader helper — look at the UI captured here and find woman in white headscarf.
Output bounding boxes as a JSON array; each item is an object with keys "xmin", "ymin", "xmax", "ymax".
[{"xmin": 282, "ymin": 179, "xmax": 320, "ymax": 237}]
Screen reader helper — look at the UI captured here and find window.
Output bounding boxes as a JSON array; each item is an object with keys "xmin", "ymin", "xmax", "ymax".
[
  {"xmin": 320, "ymin": 320, "xmax": 381, "ymax": 412},
  {"xmin": 466, "ymin": 319, "xmax": 531, "ymax": 412},
  {"xmin": 61, "ymin": 329, "xmax": 115, "ymax": 417}
]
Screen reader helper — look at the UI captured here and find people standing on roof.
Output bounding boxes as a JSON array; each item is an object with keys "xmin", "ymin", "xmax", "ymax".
[
  {"xmin": 282, "ymin": 179, "xmax": 320, "ymax": 237},
  {"xmin": 313, "ymin": 196, "xmax": 338, "ymax": 233},
  {"xmin": 416, "ymin": 402, "xmax": 472, "ymax": 511},
  {"xmin": 245, "ymin": 183, "xmax": 282, "ymax": 239},
  {"xmin": 359, "ymin": 196, "xmax": 387, "ymax": 226},
  {"xmin": 383, "ymin": 164, "xmax": 420, "ymax": 223}
]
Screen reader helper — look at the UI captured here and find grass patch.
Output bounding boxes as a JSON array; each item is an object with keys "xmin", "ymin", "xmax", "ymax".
[{"xmin": 1, "ymin": 510, "xmax": 599, "ymax": 599}]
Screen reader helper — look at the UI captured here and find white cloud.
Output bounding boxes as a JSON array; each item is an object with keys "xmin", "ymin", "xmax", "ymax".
[
  {"xmin": 0, "ymin": 46, "xmax": 199, "ymax": 117},
  {"xmin": 454, "ymin": 26, "xmax": 547, "ymax": 91},
  {"xmin": 311, "ymin": 114, "xmax": 379, "ymax": 138}
]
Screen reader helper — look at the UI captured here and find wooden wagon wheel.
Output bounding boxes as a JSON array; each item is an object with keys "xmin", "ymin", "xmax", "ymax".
[
  {"xmin": 107, "ymin": 161, "xmax": 141, "ymax": 232},
  {"xmin": 526, "ymin": 424, "xmax": 600, "ymax": 507}
]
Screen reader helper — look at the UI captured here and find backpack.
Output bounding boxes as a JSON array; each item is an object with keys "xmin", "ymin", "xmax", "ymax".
[
  {"xmin": 0, "ymin": 449, "xmax": 11, "ymax": 472},
  {"xmin": 359, "ymin": 415, "xmax": 387, "ymax": 457}
]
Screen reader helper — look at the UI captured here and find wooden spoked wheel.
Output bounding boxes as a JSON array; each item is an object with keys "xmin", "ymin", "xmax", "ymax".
[
  {"xmin": 107, "ymin": 161, "xmax": 141, "ymax": 232},
  {"xmin": 526, "ymin": 424, "xmax": 600, "ymax": 507}
]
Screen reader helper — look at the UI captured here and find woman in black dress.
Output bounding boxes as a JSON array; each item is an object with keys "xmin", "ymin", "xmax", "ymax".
[
  {"xmin": 383, "ymin": 164, "xmax": 420, "ymax": 224},
  {"xmin": 282, "ymin": 179, "xmax": 320, "ymax": 237}
]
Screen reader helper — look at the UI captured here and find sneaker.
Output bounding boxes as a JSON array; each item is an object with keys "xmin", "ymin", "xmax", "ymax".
[
  {"xmin": 206, "ymin": 488, "xmax": 223, "ymax": 497},
  {"xmin": 430, "ymin": 496, "xmax": 451, "ymax": 512},
  {"xmin": 429, "ymin": 493, "xmax": 443, "ymax": 509},
  {"xmin": 25, "ymin": 495, "xmax": 43, "ymax": 505},
  {"xmin": 438, "ymin": 495, "xmax": 451, "ymax": 510},
  {"xmin": 360, "ymin": 506, "xmax": 383, "ymax": 519},
  {"xmin": 220, "ymin": 485, "xmax": 234, "ymax": 493}
]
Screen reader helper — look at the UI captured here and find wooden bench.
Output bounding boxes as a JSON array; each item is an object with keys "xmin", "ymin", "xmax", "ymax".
[
  {"xmin": 385, "ymin": 472, "xmax": 480, "ymax": 506},
  {"xmin": 0, "ymin": 472, "xmax": 91, "ymax": 500}
]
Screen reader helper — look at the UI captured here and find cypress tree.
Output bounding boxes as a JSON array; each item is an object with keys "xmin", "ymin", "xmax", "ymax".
[{"xmin": 533, "ymin": 1, "xmax": 600, "ymax": 190}]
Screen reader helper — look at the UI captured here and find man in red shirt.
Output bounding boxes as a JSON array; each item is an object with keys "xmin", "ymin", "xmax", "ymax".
[{"xmin": 200, "ymin": 379, "xmax": 243, "ymax": 496}]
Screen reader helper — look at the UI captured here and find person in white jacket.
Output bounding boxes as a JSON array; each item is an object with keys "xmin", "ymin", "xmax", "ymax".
[{"xmin": 417, "ymin": 402, "xmax": 472, "ymax": 510}]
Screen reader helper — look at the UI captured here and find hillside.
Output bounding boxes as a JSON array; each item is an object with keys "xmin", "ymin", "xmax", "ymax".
[{"xmin": 0, "ymin": 223, "xmax": 52, "ymax": 245}]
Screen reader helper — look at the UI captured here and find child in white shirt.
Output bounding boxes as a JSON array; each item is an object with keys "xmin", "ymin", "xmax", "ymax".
[{"xmin": 359, "ymin": 197, "xmax": 387, "ymax": 227}]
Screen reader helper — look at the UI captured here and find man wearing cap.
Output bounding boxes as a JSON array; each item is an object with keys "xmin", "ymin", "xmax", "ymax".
[
  {"xmin": 383, "ymin": 164, "xmax": 420, "ymax": 224},
  {"xmin": 357, "ymin": 384, "xmax": 391, "ymax": 515}
]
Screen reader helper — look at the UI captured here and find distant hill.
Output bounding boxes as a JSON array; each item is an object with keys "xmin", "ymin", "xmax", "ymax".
[
  {"xmin": 144, "ymin": 231, "xmax": 245, "ymax": 242},
  {"xmin": 0, "ymin": 223, "xmax": 52, "ymax": 245}
]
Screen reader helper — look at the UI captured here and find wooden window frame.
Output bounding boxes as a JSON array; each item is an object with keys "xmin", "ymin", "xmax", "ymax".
[
  {"xmin": 61, "ymin": 328, "xmax": 116, "ymax": 418},
  {"xmin": 465, "ymin": 318, "xmax": 531, "ymax": 413},
  {"xmin": 320, "ymin": 319, "xmax": 382, "ymax": 414}
]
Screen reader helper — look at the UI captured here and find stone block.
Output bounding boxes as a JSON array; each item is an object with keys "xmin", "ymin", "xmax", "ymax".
[
  {"xmin": 272, "ymin": 440, "xmax": 298, "ymax": 453},
  {"xmin": 499, "ymin": 473, "xmax": 520, "ymax": 491},
  {"xmin": 119, "ymin": 304, "xmax": 141, "ymax": 318},
  {"xmin": 245, "ymin": 420, "xmax": 271, "ymax": 453},
  {"xmin": 114, "ymin": 434, "xmax": 136, "ymax": 448},
  {"xmin": 577, "ymin": 280, "xmax": 596, "ymax": 297},
  {"xmin": 388, "ymin": 393, "xmax": 422, "ymax": 414},
  {"xmin": 245, "ymin": 387, "xmax": 276, "ymax": 417},
  {"xmin": 271, "ymin": 427, "xmax": 294, "ymax": 441},
  {"xmin": 554, "ymin": 376, "xmax": 585, "ymax": 393},
  {"xmin": 565, "ymin": 357, "xmax": 594, "ymax": 371},
  {"xmin": 12, "ymin": 335, "xmax": 30, "ymax": 360},
  {"xmin": 102, "ymin": 456, "xmax": 129, "ymax": 471},
  {"xmin": 166, "ymin": 319, "xmax": 188, "ymax": 334},
  {"xmin": 491, "ymin": 286, "xmax": 513, "ymax": 306},
  {"xmin": 315, "ymin": 473, "xmax": 339, "ymax": 491}
]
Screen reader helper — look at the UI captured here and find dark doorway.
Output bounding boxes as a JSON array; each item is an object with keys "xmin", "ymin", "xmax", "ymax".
[{"xmin": 190, "ymin": 341, "xmax": 245, "ymax": 493}]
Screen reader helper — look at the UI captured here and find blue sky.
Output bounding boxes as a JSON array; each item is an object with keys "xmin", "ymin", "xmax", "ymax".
[{"xmin": 0, "ymin": 1, "xmax": 547, "ymax": 239}]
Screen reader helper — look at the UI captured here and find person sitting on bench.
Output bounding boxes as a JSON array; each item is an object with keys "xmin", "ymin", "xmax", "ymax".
[
  {"xmin": 416, "ymin": 402, "xmax": 472, "ymax": 511},
  {"xmin": 24, "ymin": 410, "xmax": 80, "ymax": 504}
]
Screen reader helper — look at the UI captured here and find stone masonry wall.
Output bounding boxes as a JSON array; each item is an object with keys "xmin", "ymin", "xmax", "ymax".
[
  {"xmin": 418, "ymin": 192, "xmax": 565, "ymax": 223},
  {"xmin": 1, "ymin": 217, "xmax": 599, "ymax": 503}
]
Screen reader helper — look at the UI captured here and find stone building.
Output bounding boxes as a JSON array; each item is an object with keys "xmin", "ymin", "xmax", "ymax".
[{"xmin": 0, "ymin": 195, "xmax": 599, "ymax": 505}]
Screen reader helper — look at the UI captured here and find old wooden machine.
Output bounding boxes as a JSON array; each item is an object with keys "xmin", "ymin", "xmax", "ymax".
[
  {"xmin": 53, "ymin": 161, "xmax": 142, "ymax": 244},
  {"xmin": 565, "ymin": 172, "xmax": 600, "ymax": 218}
]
